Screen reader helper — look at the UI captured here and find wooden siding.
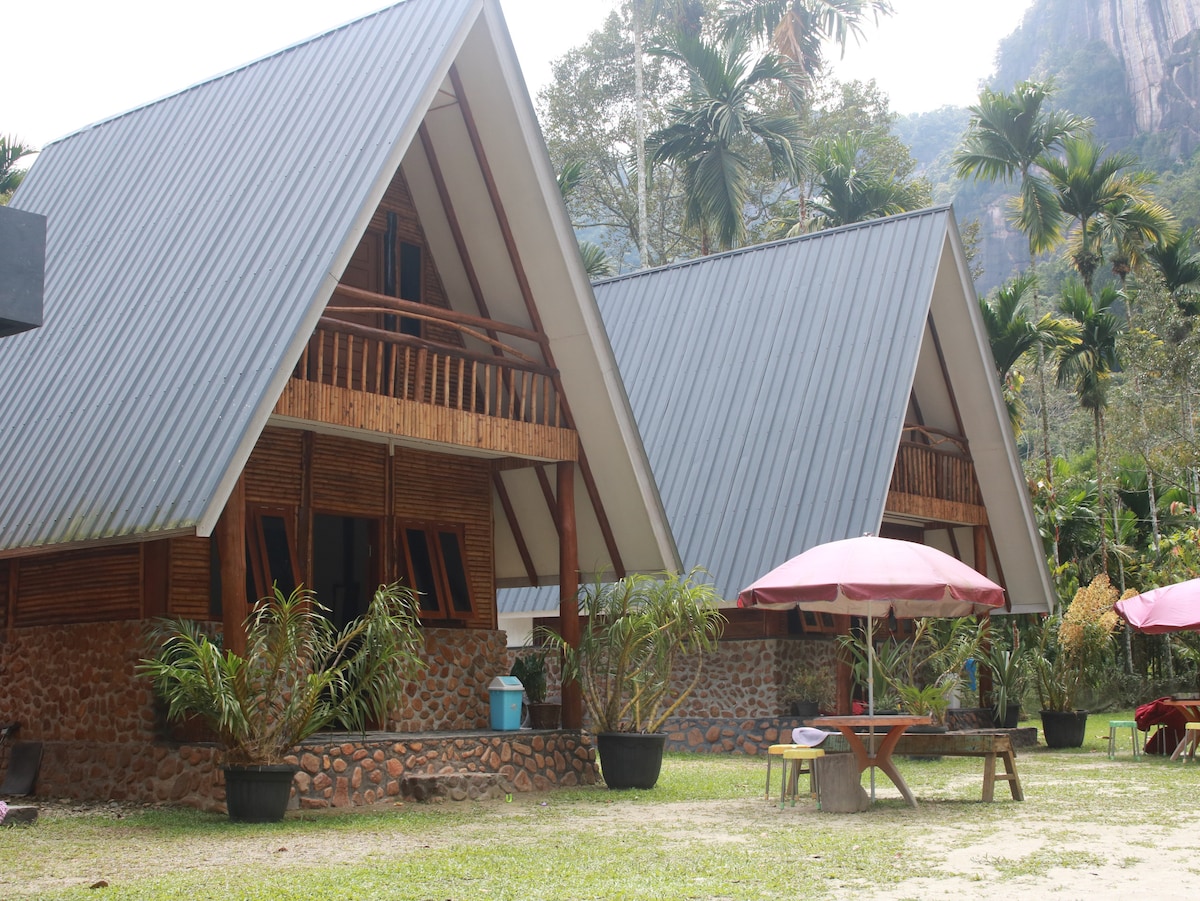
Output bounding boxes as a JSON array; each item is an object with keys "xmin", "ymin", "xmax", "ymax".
[
  {"xmin": 394, "ymin": 446, "xmax": 494, "ymax": 629},
  {"xmin": 276, "ymin": 381, "xmax": 576, "ymax": 462},
  {"xmin": 244, "ymin": 428, "xmax": 304, "ymax": 507},
  {"xmin": 13, "ymin": 546, "xmax": 141, "ymax": 626},
  {"xmin": 170, "ymin": 536, "xmax": 212, "ymax": 620},
  {"xmin": 312, "ymin": 433, "xmax": 388, "ymax": 516},
  {"xmin": 1, "ymin": 559, "xmax": 8, "ymax": 629}
]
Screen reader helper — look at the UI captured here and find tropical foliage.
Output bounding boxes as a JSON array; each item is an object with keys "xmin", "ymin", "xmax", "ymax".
[{"xmin": 139, "ymin": 584, "xmax": 424, "ymax": 766}]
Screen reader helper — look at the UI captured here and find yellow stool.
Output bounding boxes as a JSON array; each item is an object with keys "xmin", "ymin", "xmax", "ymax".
[
  {"xmin": 1182, "ymin": 722, "xmax": 1200, "ymax": 762},
  {"xmin": 1108, "ymin": 720, "xmax": 1141, "ymax": 759},
  {"xmin": 781, "ymin": 747, "xmax": 825, "ymax": 808},
  {"xmin": 765, "ymin": 744, "xmax": 802, "ymax": 800}
]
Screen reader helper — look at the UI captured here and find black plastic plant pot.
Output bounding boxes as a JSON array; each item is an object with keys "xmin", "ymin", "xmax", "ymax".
[
  {"xmin": 223, "ymin": 765, "xmax": 297, "ymax": 822},
  {"xmin": 1040, "ymin": 709, "xmax": 1088, "ymax": 748},
  {"xmin": 596, "ymin": 732, "xmax": 667, "ymax": 789}
]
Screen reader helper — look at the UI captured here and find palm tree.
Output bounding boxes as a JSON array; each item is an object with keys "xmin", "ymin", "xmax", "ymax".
[
  {"xmin": 1146, "ymin": 227, "xmax": 1200, "ymax": 315},
  {"xmin": 953, "ymin": 82, "xmax": 1088, "ymax": 257},
  {"xmin": 648, "ymin": 30, "xmax": 804, "ymax": 253},
  {"xmin": 953, "ymin": 81, "xmax": 1090, "ymax": 534},
  {"xmin": 1055, "ymin": 280, "xmax": 1124, "ymax": 571},
  {"xmin": 722, "ymin": 0, "xmax": 893, "ymax": 85},
  {"xmin": 0, "ymin": 136, "xmax": 35, "ymax": 204},
  {"xmin": 979, "ymin": 272, "xmax": 1080, "ymax": 432},
  {"xmin": 1097, "ymin": 194, "xmax": 1175, "ymax": 287},
  {"xmin": 558, "ymin": 160, "xmax": 616, "ymax": 279},
  {"xmin": 1039, "ymin": 136, "xmax": 1157, "ymax": 294},
  {"xmin": 780, "ymin": 133, "xmax": 925, "ymax": 232}
]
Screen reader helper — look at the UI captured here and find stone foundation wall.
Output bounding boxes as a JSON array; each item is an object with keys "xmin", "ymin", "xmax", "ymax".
[
  {"xmin": 509, "ymin": 637, "xmax": 841, "ymax": 720},
  {"xmin": 0, "ymin": 619, "xmax": 529, "ymax": 804},
  {"xmin": 670, "ymin": 638, "xmax": 839, "ymax": 718}
]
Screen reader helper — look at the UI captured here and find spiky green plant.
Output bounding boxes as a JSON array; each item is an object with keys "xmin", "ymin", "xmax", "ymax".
[
  {"xmin": 139, "ymin": 583, "xmax": 424, "ymax": 766},
  {"xmin": 544, "ymin": 571, "xmax": 724, "ymax": 733}
]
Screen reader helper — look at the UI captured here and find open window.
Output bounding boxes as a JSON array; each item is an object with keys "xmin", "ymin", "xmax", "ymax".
[
  {"xmin": 396, "ymin": 522, "xmax": 474, "ymax": 620},
  {"xmin": 245, "ymin": 506, "xmax": 301, "ymax": 603}
]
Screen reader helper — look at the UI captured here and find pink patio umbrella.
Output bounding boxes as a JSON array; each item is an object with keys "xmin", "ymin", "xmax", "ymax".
[
  {"xmin": 737, "ymin": 535, "xmax": 1006, "ymax": 714},
  {"xmin": 1114, "ymin": 578, "xmax": 1200, "ymax": 633}
]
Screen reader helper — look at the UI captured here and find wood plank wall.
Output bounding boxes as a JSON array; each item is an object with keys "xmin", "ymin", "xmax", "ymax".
[
  {"xmin": 240, "ymin": 426, "xmax": 495, "ymax": 630},
  {"xmin": 10, "ymin": 545, "xmax": 142, "ymax": 627}
]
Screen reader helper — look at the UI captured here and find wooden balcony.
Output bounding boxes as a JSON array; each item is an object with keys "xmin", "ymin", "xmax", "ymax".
[
  {"xmin": 274, "ymin": 291, "xmax": 577, "ymax": 461},
  {"xmin": 886, "ymin": 429, "xmax": 986, "ymax": 526}
]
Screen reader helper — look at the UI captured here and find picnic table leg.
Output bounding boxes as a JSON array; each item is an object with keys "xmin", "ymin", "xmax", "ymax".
[
  {"xmin": 1003, "ymin": 751, "xmax": 1024, "ymax": 801},
  {"xmin": 982, "ymin": 752, "xmax": 996, "ymax": 802}
]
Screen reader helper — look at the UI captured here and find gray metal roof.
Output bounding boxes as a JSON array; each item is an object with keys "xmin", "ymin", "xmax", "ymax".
[
  {"xmin": 501, "ymin": 208, "xmax": 956, "ymax": 612},
  {"xmin": 1, "ymin": 0, "xmax": 480, "ymax": 551}
]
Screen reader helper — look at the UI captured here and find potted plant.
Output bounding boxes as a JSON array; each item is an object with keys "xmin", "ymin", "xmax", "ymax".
[
  {"xmin": 782, "ymin": 668, "xmax": 833, "ymax": 717},
  {"xmin": 543, "ymin": 570, "xmax": 724, "ymax": 789},
  {"xmin": 511, "ymin": 649, "xmax": 561, "ymax": 729},
  {"xmin": 1032, "ymin": 575, "xmax": 1119, "ymax": 748},
  {"xmin": 984, "ymin": 636, "xmax": 1029, "ymax": 729},
  {"xmin": 139, "ymin": 582, "xmax": 424, "ymax": 822},
  {"xmin": 894, "ymin": 677, "xmax": 958, "ymax": 729}
]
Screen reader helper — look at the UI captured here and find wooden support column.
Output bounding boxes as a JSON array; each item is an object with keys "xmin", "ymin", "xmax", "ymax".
[
  {"xmin": 557, "ymin": 461, "xmax": 582, "ymax": 729},
  {"xmin": 835, "ymin": 614, "xmax": 853, "ymax": 714},
  {"xmin": 216, "ymin": 475, "xmax": 247, "ymax": 657}
]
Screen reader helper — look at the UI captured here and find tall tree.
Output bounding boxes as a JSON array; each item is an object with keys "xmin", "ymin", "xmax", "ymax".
[
  {"xmin": 979, "ymin": 272, "xmax": 1080, "ymax": 432},
  {"xmin": 1056, "ymin": 280, "xmax": 1123, "ymax": 571},
  {"xmin": 787, "ymin": 132, "xmax": 927, "ymax": 232},
  {"xmin": 648, "ymin": 30, "xmax": 804, "ymax": 253},
  {"xmin": 1039, "ymin": 136, "xmax": 1158, "ymax": 294},
  {"xmin": 953, "ymin": 81, "xmax": 1090, "ymax": 560},
  {"xmin": 721, "ymin": 0, "xmax": 893, "ymax": 85},
  {"xmin": 0, "ymin": 136, "xmax": 35, "ymax": 205}
]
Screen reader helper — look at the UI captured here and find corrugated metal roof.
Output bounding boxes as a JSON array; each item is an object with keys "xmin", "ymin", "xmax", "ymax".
[
  {"xmin": 500, "ymin": 209, "xmax": 952, "ymax": 612},
  {"xmin": 1, "ymin": 0, "xmax": 480, "ymax": 551}
]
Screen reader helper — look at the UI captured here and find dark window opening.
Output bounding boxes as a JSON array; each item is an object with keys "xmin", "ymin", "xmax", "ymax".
[
  {"xmin": 398, "ymin": 241, "xmax": 422, "ymax": 336},
  {"xmin": 397, "ymin": 523, "xmax": 474, "ymax": 621},
  {"xmin": 313, "ymin": 514, "xmax": 378, "ymax": 631},
  {"xmin": 246, "ymin": 507, "xmax": 301, "ymax": 603}
]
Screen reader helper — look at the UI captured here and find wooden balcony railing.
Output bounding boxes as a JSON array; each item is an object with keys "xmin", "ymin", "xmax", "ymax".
[
  {"xmin": 292, "ymin": 317, "xmax": 563, "ymax": 429},
  {"xmin": 890, "ymin": 436, "xmax": 982, "ymax": 508}
]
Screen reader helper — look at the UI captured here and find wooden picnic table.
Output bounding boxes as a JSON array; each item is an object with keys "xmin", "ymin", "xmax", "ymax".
[{"xmin": 808, "ymin": 715, "xmax": 930, "ymax": 808}]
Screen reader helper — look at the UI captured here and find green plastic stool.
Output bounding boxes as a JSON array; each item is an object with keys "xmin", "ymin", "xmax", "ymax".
[{"xmin": 1108, "ymin": 720, "xmax": 1141, "ymax": 759}]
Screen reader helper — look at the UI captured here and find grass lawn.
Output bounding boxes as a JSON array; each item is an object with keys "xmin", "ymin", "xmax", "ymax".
[{"xmin": 3, "ymin": 712, "xmax": 1199, "ymax": 900}]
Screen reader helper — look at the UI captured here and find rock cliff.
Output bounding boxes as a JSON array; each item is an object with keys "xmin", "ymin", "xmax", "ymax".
[{"xmin": 996, "ymin": 0, "xmax": 1200, "ymax": 151}]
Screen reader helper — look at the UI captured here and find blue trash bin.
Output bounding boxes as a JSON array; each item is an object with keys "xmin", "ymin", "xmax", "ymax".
[{"xmin": 489, "ymin": 676, "xmax": 524, "ymax": 730}]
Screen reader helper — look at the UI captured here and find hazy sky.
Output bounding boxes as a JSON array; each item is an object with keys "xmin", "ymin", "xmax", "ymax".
[{"xmin": 8, "ymin": 0, "xmax": 1033, "ymax": 151}]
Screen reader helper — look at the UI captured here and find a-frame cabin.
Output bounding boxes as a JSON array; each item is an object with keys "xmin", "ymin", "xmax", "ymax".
[
  {"xmin": 0, "ymin": 0, "xmax": 676, "ymax": 806},
  {"xmin": 501, "ymin": 208, "xmax": 1055, "ymax": 720}
]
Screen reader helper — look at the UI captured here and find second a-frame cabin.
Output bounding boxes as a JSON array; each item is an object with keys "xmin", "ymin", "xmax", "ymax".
[
  {"xmin": 0, "ymin": 0, "xmax": 675, "ymax": 807},
  {"xmin": 502, "ymin": 208, "xmax": 1055, "ymax": 721}
]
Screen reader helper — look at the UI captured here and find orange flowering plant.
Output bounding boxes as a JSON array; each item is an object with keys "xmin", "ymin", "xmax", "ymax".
[{"xmin": 1033, "ymin": 575, "xmax": 1120, "ymax": 712}]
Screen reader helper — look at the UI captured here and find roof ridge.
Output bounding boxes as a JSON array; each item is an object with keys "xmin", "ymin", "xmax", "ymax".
[{"xmin": 593, "ymin": 205, "xmax": 953, "ymax": 287}]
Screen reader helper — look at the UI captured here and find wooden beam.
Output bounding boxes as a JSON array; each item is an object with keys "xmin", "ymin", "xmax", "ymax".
[
  {"xmin": 493, "ymin": 470, "xmax": 538, "ymax": 586},
  {"xmin": 558, "ymin": 462, "xmax": 582, "ymax": 730},
  {"xmin": 926, "ymin": 314, "xmax": 967, "ymax": 441},
  {"xmin": 300, "ymin": 432, "xmax": 314, "ymax": 586},
  {"xmin": 331, "ymin": 284, "xmax": 547, "ymax": 348},
  {"xmin": 536, "ymin": 465, "xmax": 562, "ymax": 535},
  {"xmin": 418, "ymin": 122, "xmax": 494, "ymax": 322},
  {"xmin": 215, "ymin": 475, "xmax": 247, "ymax": 657},
  {"xmin": 449, "ymin": 64, "xmax": 626, "ymax": 578},
  {"xmin": 985, "ymin": 525, "xmax": 1012, "ymax": 612}
]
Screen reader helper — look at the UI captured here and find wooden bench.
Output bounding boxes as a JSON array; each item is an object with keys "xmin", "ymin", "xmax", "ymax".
[{"xmin": 887, "ymin": 731, "xmax": 1023, "ymax": 801}]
